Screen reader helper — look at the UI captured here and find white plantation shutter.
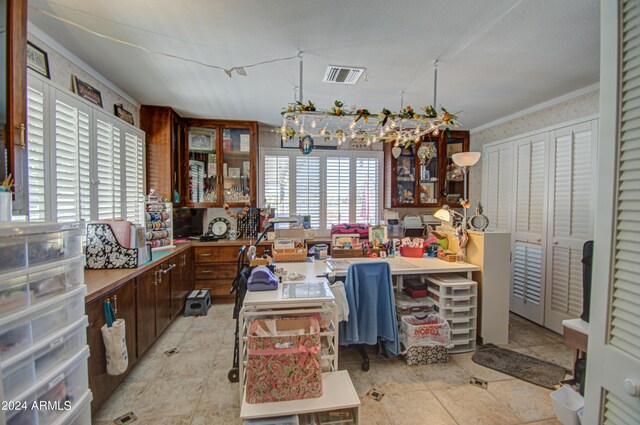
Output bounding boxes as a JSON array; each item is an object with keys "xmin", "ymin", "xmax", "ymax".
[
  {"xmin": 78, "ymin": 111, "xmax": 91, "ymax": 223},
  {"xmin": 514, "ymin": 135, "xmax": 546, "ymax": 237},
  {"xmin": 608, "ymin": 0, "xmax": 640, "ymax": 360},
  {"xmin": 264, "ymin": 155, "xmax": 290, "ymax": 217},
  {"xmin": 603, "ymin": 390, "xmax": 640, "ymax": 425},
  {"xmin": 26, "ymin": 84, "xmax": 46, "ymax": 222},
  {"xmin": 355, "ymin": 157, "xmax": 380, "ymax": 224},
  {"xmin": 53, "ymin": 96, "xmax": 81, "ymax": 223},
  {"xmin": 96, "ymin": 117, "xmax": 123, "ymax": 220},
  {"xmin": 124, "ymin": 131, "xmax": 145, "ymax": 223},
  {"xmin": 296, "ymin": 156, "xmax": 320, "ymax": 229},
  {"xmin": 326, "ymin": 157, "xmax": 350, "ymax": 226}
]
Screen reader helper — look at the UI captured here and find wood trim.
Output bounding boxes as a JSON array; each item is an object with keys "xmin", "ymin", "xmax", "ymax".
[{"xmin": 7, "ymin": 0, "xmax": 27, "ymax": 186}]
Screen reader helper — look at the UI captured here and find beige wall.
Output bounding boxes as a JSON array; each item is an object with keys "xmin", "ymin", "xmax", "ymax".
[
  {"xmin": 468, "ymin": 90, "xmax": 599, "ymax": 207},
  {"xmin": 27, "ymin": 33, "xmax": 140, "ymax": 127}
]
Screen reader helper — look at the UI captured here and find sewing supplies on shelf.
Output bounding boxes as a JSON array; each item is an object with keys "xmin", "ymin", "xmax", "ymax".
[{"xmin": 143, "ymin": 202, "xmax": 174, "ymax": 250}]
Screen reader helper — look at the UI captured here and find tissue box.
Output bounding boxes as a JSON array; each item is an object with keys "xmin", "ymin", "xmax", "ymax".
[{"xmin": 246, "ymin": 317, "xmax": 322, "ymax": 403}]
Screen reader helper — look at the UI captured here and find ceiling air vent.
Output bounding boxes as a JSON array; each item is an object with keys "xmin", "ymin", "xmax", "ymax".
[{"xmin": 323, "ymin": 65, "xmax": 366, "ymax": 84}]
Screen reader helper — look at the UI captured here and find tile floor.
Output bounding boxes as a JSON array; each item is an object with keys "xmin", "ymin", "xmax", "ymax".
[{"xmin": 94, "ymin": 306, "xmax": 572, "ymax": 425}]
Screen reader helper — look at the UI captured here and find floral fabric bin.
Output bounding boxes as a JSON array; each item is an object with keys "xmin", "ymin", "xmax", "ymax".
[{"xmin": 246, "ymin": 317, "xmax": 322, "ymax": 404}]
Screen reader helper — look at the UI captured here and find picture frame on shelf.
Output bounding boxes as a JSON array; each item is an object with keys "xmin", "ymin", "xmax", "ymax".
[
  {"xmin": 72, "ymin": 75, "xmax": 103, "ymax": 108},
  {"xmin": 26, "ymin": 42, "xmax": 50, "ymax": 79},
  {"xmin": 114, "ymin": 104, "xmax": 134, "ymax": 125},
  {"xmin": 369, "ymin": 225, "xmax": 388, "ymax": 246},
  {"xmin": 188, "ymin": 127, "xmax": 216, "ymax": 151}
]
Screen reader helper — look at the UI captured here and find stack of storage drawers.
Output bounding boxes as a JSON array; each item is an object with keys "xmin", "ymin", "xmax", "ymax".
[
  {"xmin": 0, "ymin": 223, "xmax": 91, "ymax": 425},
  {"xmin": 422, "ymin": 274, "xmax": 478, "ymax": 353}
]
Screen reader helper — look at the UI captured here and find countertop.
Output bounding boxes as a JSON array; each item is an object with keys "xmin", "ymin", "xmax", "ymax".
[{"xmin": 84, "ymin": 238, "xmax": 331, "ymax": 303}]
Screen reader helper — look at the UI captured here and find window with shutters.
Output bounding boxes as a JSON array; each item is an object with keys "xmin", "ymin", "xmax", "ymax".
[
  {"xmin": 24, "ymin": 72, "xmax": 145, "ymax": 224},
  {"xmin": 260, "ymin": 149, "xmax": 382, "ymax": 234},
  {"xmin": 263, "ymin": 154, "xmax": 290, "ymax": 217},
  {"xmin": 296, "ymin": 156, "xmax": 320, "ymax": 229},
  {"xmin": 325, "ymin": 157, "xmax": 350, "ymax": 227}
]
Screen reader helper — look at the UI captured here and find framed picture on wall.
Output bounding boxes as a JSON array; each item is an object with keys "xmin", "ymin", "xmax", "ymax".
[
  {"xmin": 188, "ymin": 128, "xmax": 216, "ymax": 151},
  {"xmin": 72, "ymin": 75, "xmax": 103, "ymax": 108},
  {"xmin": 114, "ymin": 104, "xmax": 134, "ymax": 125},
  {"xmin": 26, "ymin": 42, "xmax": 50, "ymax": 79}
]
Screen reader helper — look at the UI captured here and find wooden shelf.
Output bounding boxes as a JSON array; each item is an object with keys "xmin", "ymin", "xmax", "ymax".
[{"xmin": 240, "ymin": 371, "xmax": 360, "ymax": 420}]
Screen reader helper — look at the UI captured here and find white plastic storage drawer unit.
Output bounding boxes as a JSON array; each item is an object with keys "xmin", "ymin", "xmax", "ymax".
[
  {"xmin": 423, "ymin": 273, "xmax": 478, "ymax": 353},
  {"xmin": 6, "ymin": 347, "xmax": 90, "ymax": 425}
]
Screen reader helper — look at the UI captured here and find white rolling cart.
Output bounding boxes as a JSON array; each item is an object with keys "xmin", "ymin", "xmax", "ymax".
[
  {"xmin": 239, "ymin": 275, "xmax": 360, "ymax": 424},
  {"xmin": 0, "ymin": 222, "xmax": 91, "ymax": 425}
]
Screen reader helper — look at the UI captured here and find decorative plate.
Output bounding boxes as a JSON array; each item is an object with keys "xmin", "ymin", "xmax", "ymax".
[{"xmin": 299, "ymin": 134, "xmax": 315, "ymax": 155}]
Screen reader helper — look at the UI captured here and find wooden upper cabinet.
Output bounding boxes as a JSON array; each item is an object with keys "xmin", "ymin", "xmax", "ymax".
[
  {"xmin": 140, "ymin": 106, "xmax": 184, "ymax": 205},
  {"xmin": 183, "ymin": 118, "xmax": 257, "ymax": 208},
  {"xmin": 2, "ymin": 0, "xmax": 28, "ymax": 214},
  {"xmin": 384, "ymin": 130, "xmax": 469, "ymax": 208}
]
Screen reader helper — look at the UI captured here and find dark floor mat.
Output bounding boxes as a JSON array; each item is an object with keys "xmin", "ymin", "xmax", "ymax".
[{"xmin": 471, "ymin": 343, "xmax": 569, "ymax": 389}]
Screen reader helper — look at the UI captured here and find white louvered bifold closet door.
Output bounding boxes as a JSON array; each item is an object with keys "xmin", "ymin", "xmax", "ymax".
[
  {"xmin": 325, "ymin": 157, "xmax": 350, "ymax": 227},
  {"xmin": 545, "ymin": 121, "xmax": 597, "ymax": 333},
  {"xmin": 510, "ymin": 133, "xmax": 548, "ymax": 324},
  {"xmin": 263, "ymin": 154, "xmax": 290, "ymax": 217},
  {"xmin": 124, "ymin": 130, "xmax": 145, "ymax": 223},
  {"xmin": 482, "ymin": 142, "xmax": 513, "ymax": 231},
  {"xmin": 26, "ymin": 80, "xmax": 47, "ymax": 222},
  {"xmin": 355, "ymin": 156, "xmax": 381, "ymax": 225},
  {"xmin": 598, "ymin": 0, "xmax": 640, "ymax": 420},
  {"xmin": 296, "ymin": 156, "xmax": 321, "ymax": 229},
  {"xmin": 95, "ymin": 115, "xmax": 123, "ymax": 220}
]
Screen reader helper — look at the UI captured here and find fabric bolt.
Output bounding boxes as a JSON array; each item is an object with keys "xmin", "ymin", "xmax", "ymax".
[
  {"xmin": 329, "ymin": 281, "xmax": 350, "ymax": 322},
  {"xmin": 339, "ymin": 262, "xmax": 400, "ymax": 356}
]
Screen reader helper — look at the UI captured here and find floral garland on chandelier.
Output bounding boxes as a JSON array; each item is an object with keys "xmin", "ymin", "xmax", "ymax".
[{"xmin": 277, "ymin": 100, "xmax": 461, "ymax": 148}]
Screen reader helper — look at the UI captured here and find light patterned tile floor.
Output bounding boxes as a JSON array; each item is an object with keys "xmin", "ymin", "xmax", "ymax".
[{"xmin": 94, "ymin": 307, "xmax": 571, "ymax": 425}]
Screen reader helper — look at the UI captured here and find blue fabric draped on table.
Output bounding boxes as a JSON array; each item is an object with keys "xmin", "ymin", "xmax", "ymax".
[{"xmin": 339, "ymin": 262, "xmax": 400, "ymax": 356}]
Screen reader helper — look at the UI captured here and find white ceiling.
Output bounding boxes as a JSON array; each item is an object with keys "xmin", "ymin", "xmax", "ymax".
[{"xmin": 28, "ymin": 0, "xmax": 600, "ymax": 129}]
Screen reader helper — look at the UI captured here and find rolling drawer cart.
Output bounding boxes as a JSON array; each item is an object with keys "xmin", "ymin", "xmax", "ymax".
[{"xmin": 0, "ymin": 222, "xmax": 92, "ymax": 425}]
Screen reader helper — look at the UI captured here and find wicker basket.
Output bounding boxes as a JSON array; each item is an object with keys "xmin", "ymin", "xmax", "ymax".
[
  {"xmin": 331, "ymin": 247, "xmax": 364, "ymax": 258},
  {"xmin": 272, "ymin": 247, "xmax": 307, "ymax": 262}
]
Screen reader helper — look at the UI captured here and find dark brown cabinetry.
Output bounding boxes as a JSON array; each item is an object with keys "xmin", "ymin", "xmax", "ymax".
[
  {"xmin": 86, "ymin": 281, "xmax": 137, "ymax": 411},
  {"xmin": 135, "ymin": 266, "xmax": 157, "ymax": 356},
  {"xmin": 171, "ymin": 249, "xmax": 193, "ymax": 319},
  {"xmin": 384, "ymin": 131, "xmax": 470, "ymax": 208}
]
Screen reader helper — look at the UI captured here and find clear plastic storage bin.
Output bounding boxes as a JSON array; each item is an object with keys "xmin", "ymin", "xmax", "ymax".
[
  {"xmin": 0, "ymin": 286, "xmax": 85, "ymax": 362},
  {"xmin": 28, "ymin": 257, "xmax": 84, "ymax": 305},
  {"xmin": 0, "ymin": 275, "xmax": 29, "ymax": 316},
  {"xmin": 63, "ymin": 390, "xmax": 92, "ymax": 425},
  {"xmin": 27, "ymin": 231, "xmax": 83, "ymax": 268},
  {"xmin": 6, "ymin": 347, "xmax": 90, "ymax": 425},
  {"xmin": 0, "ymin": 236, "xmax": 27, "ymax": 273}
]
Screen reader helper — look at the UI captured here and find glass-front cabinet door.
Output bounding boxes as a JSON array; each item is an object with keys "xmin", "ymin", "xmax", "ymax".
[
  {"xmin": 443, "ymin": 131, "xmax": 470, "ymax": 206},
  {"xmin": 221, "ymin": 125, "xmax": 252, "ymax": 205},
  {"xmin": 395, "ymin": 145, "xmax": 416, "ymax": 205},
  {"xmin": 417, "ymin": 138, "xmax": 439, "ymax": 206},
  {"xmin": 186, "ymin": 126, "xmax": 218, "ymax": 206}
]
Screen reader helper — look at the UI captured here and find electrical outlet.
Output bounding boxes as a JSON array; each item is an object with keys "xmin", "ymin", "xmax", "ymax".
[
  {"xmin": 114, "ymin": 412, "xmax": 138, "ymax": 424},
  {"xmin": 470, "ymin": 377, "xmax": 488, "ymax": 389}
]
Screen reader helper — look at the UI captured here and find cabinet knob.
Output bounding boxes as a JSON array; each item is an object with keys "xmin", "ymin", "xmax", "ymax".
[{"xmin": 624, "ymin": 378, "xmax": 640, "ymax": 398}]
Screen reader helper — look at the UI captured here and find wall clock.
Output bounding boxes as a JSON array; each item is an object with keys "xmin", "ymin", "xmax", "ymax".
[{"xmin": 207, "ymin": 217, "xmax": 230, "ymax": 239}]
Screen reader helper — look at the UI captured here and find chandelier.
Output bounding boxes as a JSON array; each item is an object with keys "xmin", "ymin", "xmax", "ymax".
[{"xmin": 277, "ymin": 59, "xmax": 461, "ymax": 148}]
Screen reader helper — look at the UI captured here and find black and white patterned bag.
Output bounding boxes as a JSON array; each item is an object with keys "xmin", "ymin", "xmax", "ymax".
[{"xmin": 86, "ymin": 223, "xmax": 138, "ymax": 269}]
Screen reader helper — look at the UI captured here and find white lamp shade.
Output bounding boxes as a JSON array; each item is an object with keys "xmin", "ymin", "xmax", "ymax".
[
  {"xmin": 452, "ymin": 152, "xmax": 481, "ymax": 167},
  {"xmin": 434, "ymin": 205, "xmax": 451, "ymax": 222}
]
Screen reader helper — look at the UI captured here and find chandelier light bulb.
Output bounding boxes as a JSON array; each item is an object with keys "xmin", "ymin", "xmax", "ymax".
[
  {"xmin": 433, "ymin": 128, "xmax": 439, "ymax": 136},
  {"xmin": 300, "ymin": 125, "xmax": 305, "ymax": 135},
  {"xmin": 294, "ymin": 117, "xmax": 300, "ymax": 125},
  {"xmin": 349, "ymin": 120, "xmax": 356, "ymax": 129},
  {"xmin": 311, "ymin": 119, "xmax": 317, "ymax": 129},
  {"xmin": 390, "ymin": 120, "xmax": 397, "ymax": 128}
]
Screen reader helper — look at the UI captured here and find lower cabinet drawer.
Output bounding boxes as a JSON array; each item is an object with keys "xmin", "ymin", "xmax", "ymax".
[
  {"xmin": 194, "ymin": 263, "xmax": 236, "ymax": 279},
  {"xmin": 195, "ymin": 279, "xmax": 233, "ymax": 296},
  {"xmin": 194, "ymin": 246, "xmax": 243, "ymax": 263}
]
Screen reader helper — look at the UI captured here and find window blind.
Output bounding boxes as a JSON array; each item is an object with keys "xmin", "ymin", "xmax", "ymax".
[
  {"xmin": 355, "ymin": 157, "xmax": 380, "ymax": 224},
  {"xmin": 124, "ymin": 131, "xmax": 144, "ymax": 222},
  {"xmin": 264, "ymin": 155, "xmax": 290, "ymax": 217},
  {"xmin": 54, "ymin": 98, "xmax": 80, "ymax": 223},
  {"xmin": 325, "ymin": 157, "xmax": 350, "ymax": 226},
  {"xmin": 78, "ymin": 111, "xmax": 91, "ymax": 223},
  {"xmin": 27, "ymin": 85, "xmax": 46, "ymax": 222},
  {"xmin": 296, "ymin": 156, "xmax": 320, "ymax": 229},
  {"xmin": 608, "ymin": 0, "xmax": 640, "ymax": 360}
]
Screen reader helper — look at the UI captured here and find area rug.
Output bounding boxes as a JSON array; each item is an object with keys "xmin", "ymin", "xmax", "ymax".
[{"xmin": 471, "ymin": 344, "xmax": 568, "ymax": 389}]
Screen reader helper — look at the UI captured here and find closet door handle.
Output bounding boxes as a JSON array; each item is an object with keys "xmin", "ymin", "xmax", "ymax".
[{"xmin": 19, "ymin": 123, "xmax": 26, "ymax": 149}]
